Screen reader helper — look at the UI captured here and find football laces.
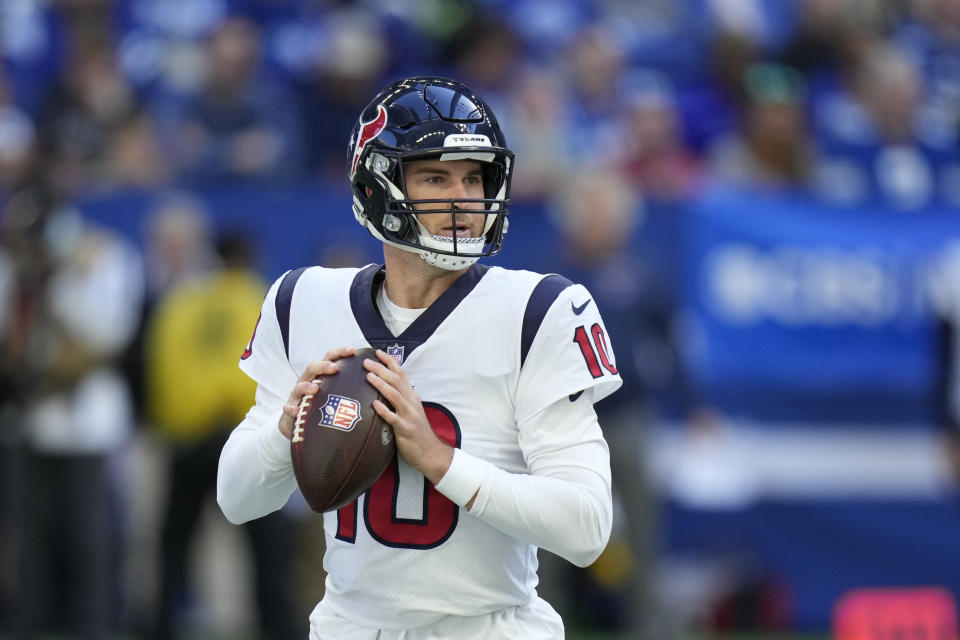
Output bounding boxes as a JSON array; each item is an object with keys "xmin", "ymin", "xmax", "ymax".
[
  {"xmin": 292, "ymin": 380, "xmax": 321, "ymax": 443},
  {"xmin": 291, "ymin": 397, "xmax": 310, "ymax": 443}
]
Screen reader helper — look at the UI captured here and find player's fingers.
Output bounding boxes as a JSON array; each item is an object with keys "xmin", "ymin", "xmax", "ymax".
[
  {"xmin": 372, "ymin": 399, "xmax": 397, "ymax": 425},
  {"xmin": 323, "ymin": 345, "xmax": 356, "ymax": 362},
  {"xmin": 365, "ymin": 370, "xmax": 407, "ymax": 409},
  {"xmin": 282, "ymin": 401, "xmax": 300, "ymax": 419},
  {"xmin": 299, "ymin": 360, "xmax": 339, "ymax": 382},
  {"xmin": 368, "ymin": 368, "xmax": 420, "ymax": 417},
  {"xmin": 298, "ymin": 346, "xmax": 355, "ymax": 382},
  {"xmin": 286, "ymin": 380, "xmax": 319, "ymax": 406},
  {"xmin": 363, "ymin": 357, "xmax": 406, "ymax": 390},
  {"xmin": 375, "ymin": 349, "xmax": 407, "ymax": 378},
  {"xmin": 298, "ymin": 379, "xmax": 321, "ymax": 397}
]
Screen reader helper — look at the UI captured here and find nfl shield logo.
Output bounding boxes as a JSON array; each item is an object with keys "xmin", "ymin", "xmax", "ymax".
[
  {"xmin": 319, "ymin": 394, "xmax": 362, "ymax": 431},
  {"xmin": 386, "ymin": 343, "xmax": 405, "ymax": 366}
]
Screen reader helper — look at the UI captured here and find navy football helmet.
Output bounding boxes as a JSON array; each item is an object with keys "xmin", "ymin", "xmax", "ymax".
[{"xmin": 348, "ymin": 76, "xmax": 514, "ymax": 270}]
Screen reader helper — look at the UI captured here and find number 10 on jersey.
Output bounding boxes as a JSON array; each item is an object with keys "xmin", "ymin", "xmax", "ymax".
[
  {"xmin": 335, "ymin": 403, "xmax": 461, "ymax": 549},
  {"xmin": 573, "ymin": 323, "xmax": 618, "ymax": 378}
]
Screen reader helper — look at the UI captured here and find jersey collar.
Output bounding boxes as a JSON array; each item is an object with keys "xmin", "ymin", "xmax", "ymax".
[{"xmin": 350, "ymin": 263, "xmax": 490, "ymax": 359}]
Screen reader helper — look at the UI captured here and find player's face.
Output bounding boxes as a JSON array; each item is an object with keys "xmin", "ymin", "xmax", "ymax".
[{"xmin": 403, "ymin": 159, "xmax": 487, "ymax": 239}]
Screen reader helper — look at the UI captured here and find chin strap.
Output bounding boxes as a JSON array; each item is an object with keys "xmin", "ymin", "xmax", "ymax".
[
  {"xmin": 410, "ymin": 218, "xmax": 486, "ymax": 270},
  {"xmin": 419, "ymin": 248, "xmax": 481, "ymax": 270},
  {"xmin": 416, "ymin": 235, "xmax": 486, "ymax": 271}
]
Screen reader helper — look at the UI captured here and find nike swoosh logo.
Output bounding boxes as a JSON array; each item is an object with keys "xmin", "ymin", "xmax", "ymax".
[
  {"xmin": 569, "ymin": 390, "xmax": 584, "ymax": 402},
  {"xmin": 571, "ymin": 299, "xmax": 591, "ymax": 315}
]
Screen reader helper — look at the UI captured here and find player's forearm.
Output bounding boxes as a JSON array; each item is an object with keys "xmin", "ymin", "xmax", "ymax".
[
  {"xmin": 480, "ymin": 451, "xmax": 611, "ymax": 567},
  {"xmin": 217, "ymin": 405, "xmax": 298, "ymax": 524},
  {"xmin": 436, "ymin": 445, "xmax": 612, "ymax": 567}
]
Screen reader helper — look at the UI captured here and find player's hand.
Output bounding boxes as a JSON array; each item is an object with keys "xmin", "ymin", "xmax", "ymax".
[
  {"xmin": 279, "ymin": 346, "xmax": 355, "ymax": 440},
  {"xmin": 364, "ymin": 349, "xmax": 454, "ymax": 484}
]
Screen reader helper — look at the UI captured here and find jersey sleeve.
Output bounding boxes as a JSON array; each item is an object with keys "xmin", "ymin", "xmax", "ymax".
[
  {"xmin": 435, "ymin": 391, "xmax": 612, "ymax": 567},
  {"xmin": 516, "ymin": 281, "xmax": 623, "ymax": 424},
  {"xmin": 434, "ymin": 277, "xmax": 619, "ymax": 566},
  {"xmin": 217, "ymin": 272, "xmax": 301, "ymax": 524},
  {"xmin": 238, "ymin": 272, "xmax": 299, "ymax": 398}
]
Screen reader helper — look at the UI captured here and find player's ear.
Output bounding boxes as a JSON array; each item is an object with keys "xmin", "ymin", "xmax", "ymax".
[{"xmin": 365, "ymin": 187, "xmax": 373, "ymax": 197}]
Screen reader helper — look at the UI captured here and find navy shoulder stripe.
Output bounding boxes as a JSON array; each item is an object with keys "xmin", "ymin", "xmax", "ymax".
[
  {"xmin": 276, "ymin": 267, "xmax": 309, "ymax": 359},
  {"xmin": 520, "ymin": 274, "xmax": 574, "ymax": 368}
]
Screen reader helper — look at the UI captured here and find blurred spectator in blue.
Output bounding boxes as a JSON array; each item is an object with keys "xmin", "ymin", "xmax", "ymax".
[
  {"xmin": 598, "ymin": 0, "xmax": 707, "ymax": 82},
  {"xmin": 533, "ymin": 167, "xmax": 680, "ymax": 635},
  {"xmin": 504, "ymin": 0, "xmax": 600, "ymax": 61},
  {"xmin": 0, "ymin": 0, "xmax": 66, "ymax": 115},
  {"xmin": 500, "ymin": 65, "xmax": 572, "ymax": 200},
  {"xmin": 778, "ymin": 0, "xmax": 885, "ymax": 99},
  {"xmin": 561, "ymin": 23, "xmax": 633, "ymax": 165},
  {"xmin": 677, "ymin": 29, "xmax": 760, "ymax": 153},
  {"xmin": 708, "ymin": 63, "xmax": 814, "ymax": 193},
  {"xmin": 36, "ymin": 41, "xmax": 143, "ymax": 196},
  {"xmin": 143, "ymin": 194, "xmax": 219, "ymax": 302},
  {"xmin": 0, "ymin": 66, "xmax": 37, "ymax": 195},
  {"xmin": 159, "ymin": 15, "xmax": 304, "ymax": 184},
  {"xmin": 504, "ymin": 21, "xmax": 638, "ymax": 195},
  {"xmin": 100, "ymin": 109, "xmax": 172, "ymax": 193},
  {"xmin": 22, "ymin": 1, "xmax": 171, "ymax": 195},
  {"xmin": 298, "ymin": 9, "xmax": 388, "ymax": 180},
  {"xmin": 810, "ymin": 42, "xmax": 960, "ymax": 210},
  {"xmin": 115, "ymin": 0, "xmax": 232, "ymax": 97},
  {"xmin": 676, "ymin": 0, "xmax": 810, "ymax": 150},
  {"xmin": 702, "ymin": 0, "xmax": 797, "ymax": 51},
  {"xmin": 446, "ymin": 12, "xmax": 521, "ymax": 119},
  {"xmin": 893, "ymin": 0, "xmax": 960, "ymax": 156},
  {"xmin": 620, "ymin": 70, "xmax": 703, "ymax": 203},
  {"xmin": 0, "ymin": 177, "xmax": 144, "ymax": 639},
  {"xmin": 145, "ymin": 229, "xmax": 300, "ymax": 640}
]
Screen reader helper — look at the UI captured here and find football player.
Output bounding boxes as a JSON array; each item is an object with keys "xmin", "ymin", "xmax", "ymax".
[{"xmin": 218, "ymin": 76, "xmax": 622, "ymax": 638}]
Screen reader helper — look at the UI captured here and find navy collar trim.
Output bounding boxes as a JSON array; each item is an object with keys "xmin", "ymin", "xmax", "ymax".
[{"xmin": 349, "ymin": 263, "xmax": 490, "ymax": 358}]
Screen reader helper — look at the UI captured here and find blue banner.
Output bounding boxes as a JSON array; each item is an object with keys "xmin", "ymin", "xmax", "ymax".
[{"xmin": 684, "ymin": 187, "xmax": 960, "ymax": 407}]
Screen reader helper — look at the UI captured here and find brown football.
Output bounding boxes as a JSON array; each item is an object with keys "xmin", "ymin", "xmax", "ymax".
[{"xmin": 291, "ymin": 347, "xmax": 396, "ymax": 513}]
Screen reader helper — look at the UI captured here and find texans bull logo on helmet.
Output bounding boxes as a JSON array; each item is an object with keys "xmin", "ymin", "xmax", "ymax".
[
  {"xmin": 350, "ymin": 103, "xmax": 388, "ymax": 178},
  {"xmin": 320, "ymin": 394, "xmax": 362, "ymax": 431}
]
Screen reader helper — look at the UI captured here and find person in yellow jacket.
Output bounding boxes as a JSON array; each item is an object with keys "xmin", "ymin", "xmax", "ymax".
[
  {"xmin": 146, "ymin": 232, "xmax": 299, "ymax": 640},
  {"xmin": 147, "ymin": 236, "xmax": 263, "ymax": 443}
]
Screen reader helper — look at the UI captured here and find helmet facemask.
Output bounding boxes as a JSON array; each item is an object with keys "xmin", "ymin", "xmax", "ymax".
[{"xmin": 352, "ymin": 147, "xmax": 512, "ymax": 270}]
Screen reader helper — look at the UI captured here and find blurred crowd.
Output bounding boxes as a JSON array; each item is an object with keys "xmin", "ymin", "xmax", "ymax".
[
  {"xmin": 1, "ymin": 0, "xmax": 959, "ymax": 638},
  {"xmin": 0, "ymin": 0, "xmax": 957, "ymax": 207}
]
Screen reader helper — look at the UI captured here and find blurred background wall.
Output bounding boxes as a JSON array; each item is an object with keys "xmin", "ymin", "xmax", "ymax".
[{"xmin": 1, "ymin": 0, "xmax": 960, "ymax": 638}]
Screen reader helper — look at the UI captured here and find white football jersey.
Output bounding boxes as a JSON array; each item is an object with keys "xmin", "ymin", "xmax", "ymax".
[{"xmin": 231, "ymin": 263, "xmax": 621, "ymax": 629}]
